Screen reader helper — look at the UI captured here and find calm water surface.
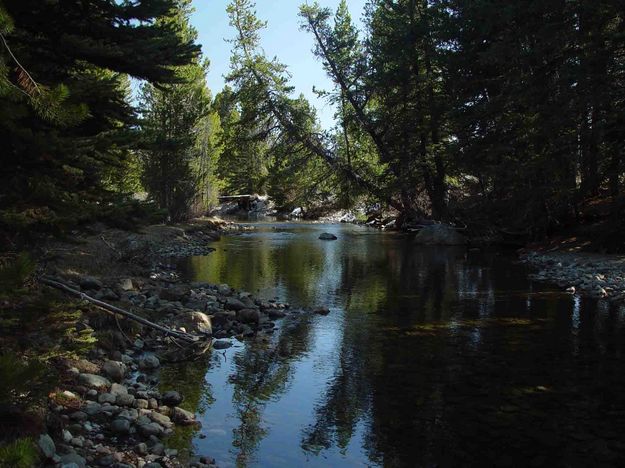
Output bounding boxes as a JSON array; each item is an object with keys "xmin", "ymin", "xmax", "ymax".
[{"xmin": 163, "ymin": 222, "xmax": 625, "ymax": 467}]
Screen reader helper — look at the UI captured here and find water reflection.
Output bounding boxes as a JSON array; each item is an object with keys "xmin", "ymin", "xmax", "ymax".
[{"xmin": 179, "ymin": 223, "xmax": 625, "ymax": 466}]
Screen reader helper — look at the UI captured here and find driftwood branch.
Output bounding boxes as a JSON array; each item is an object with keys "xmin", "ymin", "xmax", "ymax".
[{"xmin": 39, "ymin": 277, "xmax": 202, "ymax": 344}]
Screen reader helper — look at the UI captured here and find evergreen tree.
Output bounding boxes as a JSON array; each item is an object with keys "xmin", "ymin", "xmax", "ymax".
[
  {"xmin": 0, "ymin": 0, "xmax": 200, "ymax": 235},
  {"xmin": 138, "ymin": 0, "xmax": 215, "ymax": 222}
]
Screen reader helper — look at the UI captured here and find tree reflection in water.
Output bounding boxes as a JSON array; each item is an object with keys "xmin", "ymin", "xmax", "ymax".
[{"xmin": 180, "ymin": 223, "xmax": 625, "ymax": 466}]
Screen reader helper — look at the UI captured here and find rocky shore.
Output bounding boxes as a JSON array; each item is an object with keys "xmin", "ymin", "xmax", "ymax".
[
  {"xmin": 521, "ymin": 250, "xmax": 625, "ymax": 302},
  {"xmin": 29, "ymin": 219, "xmax": 320, "ymax": 468}
]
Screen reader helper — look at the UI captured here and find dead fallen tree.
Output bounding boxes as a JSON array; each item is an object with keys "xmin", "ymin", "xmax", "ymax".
[{"xmin": 39, "ymin": 276, "xmax": 204, "ymax": 344}]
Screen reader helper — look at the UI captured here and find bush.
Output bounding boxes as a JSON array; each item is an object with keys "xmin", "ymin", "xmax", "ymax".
[{"xmin": 0, "ymin": 438, "xmax": 39, "ymax": 468}]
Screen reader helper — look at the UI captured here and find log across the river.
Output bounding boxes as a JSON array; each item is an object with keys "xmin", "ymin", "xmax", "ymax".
[{"xmin": 218, "ymin": 194, "xmax": 254, "ymax": 211}]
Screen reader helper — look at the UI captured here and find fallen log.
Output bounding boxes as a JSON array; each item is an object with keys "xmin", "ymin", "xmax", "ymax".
[{"xmin": 39, "ymin": 276, "xmax": 203, "ymax": 344}]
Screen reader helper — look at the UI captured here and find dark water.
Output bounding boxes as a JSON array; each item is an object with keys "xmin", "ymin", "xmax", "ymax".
[{"xmin": 166, "ymin": 222, "xmax": 625, "ymax": 467}]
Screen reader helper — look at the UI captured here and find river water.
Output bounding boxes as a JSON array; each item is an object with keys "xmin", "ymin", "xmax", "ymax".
[{"xmin": 167, "ymin": 222, "xmax": 625, "ymax": 467}]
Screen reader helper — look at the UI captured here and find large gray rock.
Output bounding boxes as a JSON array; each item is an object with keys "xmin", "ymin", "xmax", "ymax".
[
  {"xmin": 319, "ymin": 233, "xmax": 337, "ymax": 240},
  {"xmin": 138, "ymin": 355, "xmax": 160, "ymax": 370},
  {"xmin": 174, "ymin": 311, "xmax": 212, "ymax": 335},
  {"xmin": 138, "ymin": 422, "xmax": 164, "ymax": 437},
  {"xmin": 237, "ymin": 308, "xmax": 260, "ymax": 325},
  {"xmin": 110, "ymin": 418, "xmax": 130, "ymax": 434},
  {"xmin": 224, "ymin": 297, "xmax": 246, "ymax": 311},
  {"xmin": 79, "ymin": 276, "xmax": 103, "ymax": 290},
  {"xmin": 102, "ymin": 361, "xmax": 126, "ymax": 383},
  {"xmin": 116, "ymin": 393, "xmax": 135, "ymax": 407},
  {"xmin": 149, "ymin": 411, "xmax": 172, "ymax": 428},
  {"xmin": 161, "ymin": 391, "xmax": 183, "ymax": 406},
  {"xmin": 413, "ymin": 224, "xmax": 467, "ymax": 245},
  {"xmin": 160, "ymin": 285, "xmax": 188, "ymax": 301},
  {"xmin": 313, "ymin": 306, "xmax": 330, "ymax": 316},
  {"xmin": 118, "ymin": 278, "xmax": 135, "ymax": 291},
  {"xmin": 110, "ymin": 383, "xmax": 128, "ymax": 396},
  {"xmin": 78, "ymin": 373, "xmax": 110, "ymax": 390},
  {"xmin": 213, "ymin": 340, "xmax": 233, "ymax": 350},
  {"xmin": 98, "ymin": 393, "xmax": 116, "ymax": 404},
  {"xmin": 38, "ymin": 434, "xmax": 56, "ymax": 458},
  {"xmin": 60, "ymin": 452, "xmax": 86, "ymax": 468},
  {"xmin": 171, "ymin": 406, "xmax": 196, "ymax": 425}
]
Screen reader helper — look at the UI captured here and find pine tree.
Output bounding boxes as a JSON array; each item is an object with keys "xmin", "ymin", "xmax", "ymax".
[
  {"xmin": 0, "ymin": 0, "xmax": 200, "ymax": 235},
  {"xmin": 138, "ymin": 1, "xmax": 216, "ymax": 221}
]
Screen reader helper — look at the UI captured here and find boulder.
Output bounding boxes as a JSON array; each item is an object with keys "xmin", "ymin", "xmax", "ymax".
[
  {"xmin": 212, "ymin": 340, "xmax": 233, "ymax": 350},
  {"xmin": 110, "ymin": 418, "xmax": 130, "ymax": 434},
  {"xmin": 267, "ymin": 309, "xmax": 287, "ymax": 319},
  {"xmin": 116, "ymin": 394, "xmax": 135, "ymax": 407},
  {"xmin": 313, "ymin": 306, "xmax": 330, "ymax": 316},
  {"xmin": 60, "ymin": 452, "xmax": 86, "ymax": 468},
  {"xmin": 319, "ymin": 233, "xmax": 338, "ymax": 240},
  {"xmin": 161, "ymin": 391, "xmax": 183, "ymax": 406},
  {"xmin": 110, "ymin": 383, "xmax": 128, "ymax": 396},
  {"xmin": 149, "ymin": 412, "xmax": 172, "ymax": 428},
  {"xmin": 171, "ymin": 407, "xmax": 196, "ymax": 425},
  {"xmin": 79, "ymin": 276, "xmax": 103, "ymax": 290},
  {"xmin": 160, "ymin": 285, "xmax": 189, "ymax": 301},
  {"xmin": 138, "ymin": 355, "xmax": 160, "ymax": 370},
  {"xmin": 224, "ymin": 297, "xmax": 246, "ymax": 311},
  {"xmin": 174, "ymin": 311, "xmax": 212, "ymax": 335},
  {"xmin": 102, "ymin": 361, "xmax": 126, "ymax": 383},
  {"xmin": 98, "ymin": 393, "xmax": 116, "ymax": 404},
  {"xmin": 78, "ymin": 373, "xmax": 110, "ymax": 390},
  {"xmin": 138, "ymin": 422, "xmax": 164, "ymax": 437},
  {"xmin": 38, "ymin": 434, "xmax": 56, "ymax": 459},
  {"xmin": 118, "ymin": 278, "xmax": 135, "ymax": 291},
  {"xmin": 413, "ymin": 224, "xmax": 467, "ymax": 245},
  {"xmin": 237, "ymin": 308, "xmax": 260, "ymax": 325}
]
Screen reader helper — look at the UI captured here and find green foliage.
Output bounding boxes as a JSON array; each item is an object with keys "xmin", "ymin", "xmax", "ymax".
[
  {"xmin": 0, "ymin": 352, "xmax": 46, "ymax": 405},
  {"xmin": 0, "ymin": 438, "xmax": 38, "ymax": 468},
  {"xmin": 139, "ymin": 1, "xmax": 219, "ymax": 221},
  {"xmin": 0, "ymin": 0, "xmax": 201, "ymax": 235},
  {"xmin": 0, "ymin": 252, "xmax": 35, "ymax": 295}
]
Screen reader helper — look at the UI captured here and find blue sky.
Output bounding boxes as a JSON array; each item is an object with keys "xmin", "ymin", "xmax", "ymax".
[{"xmin": 190, "ymin": 0, "xmax": 368, "ymax": 130}]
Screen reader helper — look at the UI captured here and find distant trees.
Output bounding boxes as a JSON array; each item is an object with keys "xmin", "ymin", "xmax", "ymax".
[
  {"xmin": 138, "ymin": 0, "xmax": 219, "ymax": 222},
  {"xmin": 0, "ymin": 0, "xmax": 622, "ymax": 238},
  {"xmin": 227, "ymin": 0, "xmax": 624, "ymax": 234}
]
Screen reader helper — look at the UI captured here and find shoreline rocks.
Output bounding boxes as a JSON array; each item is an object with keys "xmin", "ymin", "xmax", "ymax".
[
  {"xmin": 37, "ymin": 222, "xmax": 332, "ymax": 468},
  {"xmin": 521, "ymin": 251, "xmax": 625, "ymax": 302}
]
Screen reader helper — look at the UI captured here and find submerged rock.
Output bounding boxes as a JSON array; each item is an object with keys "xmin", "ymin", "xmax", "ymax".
[
  {"xmin": 413, "ymin": 224, "xmax": 467, "ymax": 245},
  {"xmin": 313, "ymin": 306, "xmax": 330, "ymax": 316},
  {"xmin": 319, "ymin": 233, "xmax": 338, "ymax": 240},
  {"xmin": 212, "ymin": 340, "xmax": 233, "ymax": 350}
]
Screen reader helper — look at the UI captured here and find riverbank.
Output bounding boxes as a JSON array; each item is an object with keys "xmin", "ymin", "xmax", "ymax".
[
  {"xmin": 520, "ymin": 249, "xmax": 625, "ymax": 302},
  {"xmin": 1, "ymin": 218, "xmax": 314, "ymax": 467}
]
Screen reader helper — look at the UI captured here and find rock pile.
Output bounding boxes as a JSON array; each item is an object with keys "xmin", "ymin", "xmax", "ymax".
[{"xmin": 521, "ymin": 251, "xmax": 625, "ymax": 302}]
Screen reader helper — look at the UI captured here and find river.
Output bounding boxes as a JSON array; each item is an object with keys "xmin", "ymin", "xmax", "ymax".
[{"xmin": 166, "ymin": 222, "xmax": 625, "ymax": 467}]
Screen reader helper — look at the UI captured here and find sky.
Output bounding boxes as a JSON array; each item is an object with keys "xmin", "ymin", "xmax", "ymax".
[{"xmin": 190, "ymin": 0, "xmax": 368, "ymax": 130}]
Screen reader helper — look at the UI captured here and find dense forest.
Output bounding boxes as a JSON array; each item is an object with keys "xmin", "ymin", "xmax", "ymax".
[
  {"xmin": 2, "ymin": 1, "xmax": 625, "ymax": 466},
  {"xmin": 1, "ymin": 0, "xmax": 624, "ymax": 244}
]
